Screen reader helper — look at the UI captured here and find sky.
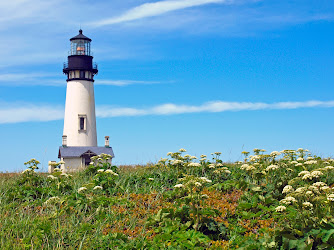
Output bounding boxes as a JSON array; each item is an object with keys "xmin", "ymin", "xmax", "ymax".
[{"xmin": 0, "ymin": 0, "xmax": 334, "ymax": 172}]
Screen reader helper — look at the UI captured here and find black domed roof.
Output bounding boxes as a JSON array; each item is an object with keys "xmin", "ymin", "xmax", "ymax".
[{"xmin": 70, "ymin": 29, "xmax": 92, "ymax": 42}]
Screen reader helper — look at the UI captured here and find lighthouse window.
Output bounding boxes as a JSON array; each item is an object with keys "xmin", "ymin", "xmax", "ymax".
[
  {"xmin": 78, "ymin": 115, "xmax": 87, "ymax": 132},
  {"xmin": 80, "ymin": 71, "xmax": 85, "ymax": 79},
  {"xmin": 80, "ymin": 118, "xmax": 84, "ymax": 130}
]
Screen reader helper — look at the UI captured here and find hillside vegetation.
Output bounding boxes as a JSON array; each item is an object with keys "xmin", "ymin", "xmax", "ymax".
[{"xmin": 0, "ymin": 148, "xmax": 333, "ymax": 249}]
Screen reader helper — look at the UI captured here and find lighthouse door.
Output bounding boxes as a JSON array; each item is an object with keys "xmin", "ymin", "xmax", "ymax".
[{"xmin": 81, "ymin": 151, "xmax": 96, "ymax": 166}]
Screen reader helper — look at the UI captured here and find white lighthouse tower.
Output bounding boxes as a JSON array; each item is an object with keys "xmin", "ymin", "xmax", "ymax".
[
  {"xmin": 56, "ymin": 30, "xmax": 114, "ymax": 172},
  {"xmin": 63, "ymin": 29, "xmax": 98, "ymax": 147}
]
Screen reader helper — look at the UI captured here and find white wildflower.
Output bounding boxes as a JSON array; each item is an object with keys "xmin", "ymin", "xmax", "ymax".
[
  {"xmin": 172, "ymin": 160, "xmax": 183, "ymax": 165},
  {"xmin": 302, "ymin": 174, "xmax": 313, "ymax": 180},
  {"xmin": 297, "ymin": 158, "xmax": 304, "ymax": 162},
  {"xmin": 93, "ymin": 186, "xmax": 103, "ymax": 190},
  {"xmin": 275, "ymin": 206, "xmax": 286, "ymax": 212},
  {"xmin": 327, "ymin": 194, "xmax": 334, "ymax": 202},
  {"xmin": 246, "ymin": 165, "xmax": 256, "ymax": 171},
  {"xmin": 295, "ymin": 163, "xmax": 303, "ymax": 167},
  {"xmin": 174, "ymin": 184, "xmax": 184, "ymax": 188},
  {"xmin": 200, "ymin": 177, "xmax": 212, "ymax": 183},
  {"xmin": 97, "ymin": 169, "xmax": 105, "ymax": 172},
  {"xmin": 179, "ymin": 148, "xmax": 187, "ymax": 152},
  {"xmin": 266, "ymin": 165, "xmax": 279, "ymax": 171},
  {"xmin": 310, "ymin": 171, "xmax": 323, "ymax": 178},
  {"xmin": 47, "ymin": 175, "xmax": 58, "ymax": 180},
  {"xmin": 302, "ymin": 202, "xmax": 313, "ymax": 209},
  {"xmin": 286, "ymin": 196, "xmax": 297, "ymax": 202},
  {"xmin": 320, "ymin": 186, "xmax": 330, "ymax": 192},
  {"xmin": 295, "ymin": 187, "xmax": 307, "ymax": 194},
  {"xmin": 78, "ymin": 187, "xmax": 87, "ymax": 193},
  {"xmin": 282, "ymin": 185, "xmax": 294, "ymax": 194},
  {"xmin": 305, "ymin": 191, "xmax": 314, "ymax": 196},
  {"xmin": 308, "ymin": 185, "xmax": 320, "ymax": 194},
  {"xmin": 270, "ymin": 151, "xmax": 281, "ymax": 156},
  {"xmin": 22, "ymin": 169, "xmax": 32, "ymax": 174},
  {"xmin": 200, "ymin": 155, "xmax": 207, "ymax": 158},
  {"xmin": 280, "ymin": 196, "xmax": 297, "ymax": 205},
  {"xmin": 313, "ymin": 182, "xmax": 326, "ymax": 187},
  {"xmin": 188, "ymin": 162, "xmax": 201, "ymax": 167},
  {"xmin": 240, "ymin": 164, "xmax": 249, "ymax": 170},
  {"xmin": 324, "ymin": 166, "xmax": 334, "ymax": 170},
  {"xmin": 194, "ymin": 182, "xmax": 202, "ymax": 187},
  {"xmin": 201, "ymin": 194, "xmax": 209, "ymax": 199},
  {"xmin": 208, "ymin": 163, "xmax": 216, "ymax": 169},
  {"xmin": 298, "ymin": 171, "xmax": 310, "ymax": 177},
  {"xmin": 290, "ymin": 161, "xmax": 298, "ymax": 164},
  {"xmin": 148, "ymin": 178, "xmax": 154, "ymax": 181},
  {"xmin": 305, "ymin": 160, "xmax": 317, "ymax": 165}
]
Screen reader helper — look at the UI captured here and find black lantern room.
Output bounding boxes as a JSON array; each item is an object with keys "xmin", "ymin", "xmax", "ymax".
[{"xmin": 63, "ymin": 29, "xmax": 98, "ymax": 82}]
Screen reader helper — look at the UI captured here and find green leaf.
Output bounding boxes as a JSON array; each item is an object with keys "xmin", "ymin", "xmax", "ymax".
[
  {"xmin": 238, "ymin": 202, "xmax": 252, "ymax": 210},
  {"xmin": 322, "ymin": 229, "xmax": 334, "ymax": 243}
]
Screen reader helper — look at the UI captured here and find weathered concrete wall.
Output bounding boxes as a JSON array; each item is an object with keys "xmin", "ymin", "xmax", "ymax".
[{"xmin": 61, "ymin": 157, "xmax": 83, "ymax": 172}]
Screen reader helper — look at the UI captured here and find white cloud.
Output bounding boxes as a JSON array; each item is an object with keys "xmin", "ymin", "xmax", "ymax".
[
  {"xmin": 97, "ymin": 100, "xmax": 334, "ymax": 117},
  {"xmin": 90, "ymin": 0, "xmax": 228, "ymax": 27},
  {"xmin": 0, "ymin": 73, "xmax": 65, "ymax": 87},
  {"xmin": 0, "ymin": 104, "xmax": 63, "ymax": 124},
  {"xmin": 0, "ymin": 73, "xmax": 167, "ymax": 87},
  {"xmin": 1, "ymin": 100, "xmax": 334, "ymax": 124},
  {"xmin": 96, "ymin": 80, "xmax": 168, "ymax": 86}
]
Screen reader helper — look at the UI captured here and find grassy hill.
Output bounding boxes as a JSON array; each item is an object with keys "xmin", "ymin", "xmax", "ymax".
[{"xmin": 0, "ymin": 149, "xmax": 333, "ymax": 249}]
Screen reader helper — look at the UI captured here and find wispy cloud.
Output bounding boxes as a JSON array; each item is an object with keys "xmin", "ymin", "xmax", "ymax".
[
  {"xmin": 0, "ymin": 73, "xmax": 65, "ymax": 87},
  {"xmin": 91, "ymin": 0, "xmax": 229, "ymax": 27},
  {"xmin": 97, "ymin": 100, "xmax": 334, "ymax": 117},
  {"xmin": 0, "ymin": 103, "xmax": 63, "ymax": 124},
  {"xmin": 0, "ymin": 73, "xmax": 168, "ymax": 87},
  {"xmin": 97, "ymin": 80, "xmax": 170, "ymax": 86},
  {"xmin": 1, "ymin": 100, "xmax": 334, "ymax": 124}
]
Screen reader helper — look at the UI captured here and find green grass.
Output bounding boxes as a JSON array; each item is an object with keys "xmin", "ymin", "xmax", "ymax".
[{"xmin": 0, "ymin": 149, "xmax": 334, "ymax": 249}]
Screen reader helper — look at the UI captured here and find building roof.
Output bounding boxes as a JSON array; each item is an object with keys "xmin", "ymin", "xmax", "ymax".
[
  {"xmin": 70, "ymin": 29, "xmax": 92, "ymax": 42},
  {"xmin": 58, "ymin": 146, "xmax": 114, "ymax": 158}
]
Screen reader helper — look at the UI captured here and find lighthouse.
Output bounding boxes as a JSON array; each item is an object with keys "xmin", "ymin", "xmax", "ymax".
[{"xmin": 55, "ymin": 30, "xmax": 114, "ymax": 172}]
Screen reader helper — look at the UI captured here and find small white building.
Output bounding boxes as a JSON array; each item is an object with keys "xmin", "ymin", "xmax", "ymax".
[
  {"xmin": 58, "ymin": 144, "xmax": 114, "ymax": 172},
  {"xmin": 54, "ymin": 30, "xmax": 114, "ymax": 172}
]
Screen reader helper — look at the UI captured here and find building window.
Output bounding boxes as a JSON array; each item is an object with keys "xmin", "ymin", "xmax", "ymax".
[
  {"xmin": 78, "ymin": 114, "xmax": 87, "ymax": 132},
  {"xmin": 80, "ymin": 71, "xmax": 85, "ymax": 79},
  {"xmin": 80, "ymin": 117, "xmax": 84, "ymax": 130}
]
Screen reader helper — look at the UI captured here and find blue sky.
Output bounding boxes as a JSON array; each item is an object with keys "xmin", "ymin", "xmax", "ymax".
[{"xmin": 1, "ymin": 0, "xmax": 334, "ymax": 171}]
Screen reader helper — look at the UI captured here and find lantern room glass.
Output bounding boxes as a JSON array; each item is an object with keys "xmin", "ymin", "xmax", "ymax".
[{"xmin": 70, "ymin": 39, "xmax": 91, "ymax": 56}]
